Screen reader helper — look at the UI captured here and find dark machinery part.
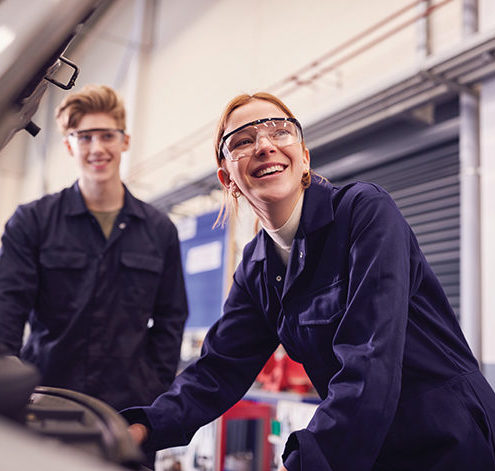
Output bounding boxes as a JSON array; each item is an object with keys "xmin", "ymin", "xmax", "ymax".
[
  {"xmin": 0, "ymin": 0, "xmax": 107, "ymax": 151},
  {"xmin": 25, "ymin": 386, "xmax": 145, "ymax": 469},
  {"xmin": 0, "ymin": 355, "xmax": 148, "ymax": 470},
  {"xmin": 0, "ymin": 355, "xmax": 40, "ymax": 421}
]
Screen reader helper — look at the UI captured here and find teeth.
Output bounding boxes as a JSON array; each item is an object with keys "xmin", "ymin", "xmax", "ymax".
[{"xmin": 256, "ymin": 165, "xmax": 284, "ymax": 177}]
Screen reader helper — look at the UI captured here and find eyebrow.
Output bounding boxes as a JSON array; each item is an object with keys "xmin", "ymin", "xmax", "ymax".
[{"xmin": 68, "ymin": 128, "xmax": 124, "ymax": 135}]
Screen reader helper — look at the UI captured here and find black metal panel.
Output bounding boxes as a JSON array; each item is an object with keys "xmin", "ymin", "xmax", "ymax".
[{"xmin": 321, "ymin": 139, "xmax": 460, "ymax": 316}]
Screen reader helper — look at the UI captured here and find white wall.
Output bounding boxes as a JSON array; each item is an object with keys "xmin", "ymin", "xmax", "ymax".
[
  {"xmin": 0, "ymin": 0, "xmax": 467, "ymax": 232},
  {"xmin": 480, "ymin": 0, "xmax": 495, "ymax": 30}
]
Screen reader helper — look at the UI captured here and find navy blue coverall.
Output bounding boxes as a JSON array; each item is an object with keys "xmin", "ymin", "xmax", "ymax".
[
  {"xmin": 123, "ymin": 178, "xmax": 495, "ymax": 470},
  {"xmin": 0, "ymin": 182, "xmax": 188, "ymax": 410}
]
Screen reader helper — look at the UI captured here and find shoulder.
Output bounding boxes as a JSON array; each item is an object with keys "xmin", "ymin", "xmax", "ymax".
[
  {"xmin": 3, "ymin": 187, "xmax": 68, "ymax": 243},
  {"xmin": 306, "ymin": 176, "xmax": 394, "ymax": 211},
  {"xmin": 331, "ymin": 181, "xmax": 397, "ymax": 213},
  {"xmin": 334, "ymin": 180, "xmax": 390, "ymax": 201},
  {"xmin": 331, "ymin": 182, "xmax": 409, "ymax": 239},
  {"xmin": 11, "ymin": 187, "xmax": 67, "ymax": 222}
]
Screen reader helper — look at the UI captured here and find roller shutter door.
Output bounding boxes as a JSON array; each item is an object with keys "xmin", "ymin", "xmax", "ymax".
[{"xmin": 323, "ymin": 139, "xmax": 460, "ymax": 317}]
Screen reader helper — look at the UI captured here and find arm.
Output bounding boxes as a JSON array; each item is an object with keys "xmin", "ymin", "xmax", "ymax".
[
  {"xmin": 122, "ymin": 271, "xmax": 280, "ymax": 453},
  {"xmin": 147, "ymin": 222, "xmax": 188, "ymax": 389},
  {"xmin": 0, "ymin": 207, "xmax": 39, "ymax": 355},
  {"xmin": 283, "ymin": 188, "xmax": 411, "ymax": 470}
]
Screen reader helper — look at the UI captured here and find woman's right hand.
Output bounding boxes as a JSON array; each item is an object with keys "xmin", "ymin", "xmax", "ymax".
[{"xmin": 127, "ymin": 423, "xmax": 149, "ymax": 444}]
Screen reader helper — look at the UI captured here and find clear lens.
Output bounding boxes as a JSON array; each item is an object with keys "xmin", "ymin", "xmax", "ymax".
[
  {"xmin": 68, "ymin": 128, "xmax": 124, "ymax": 149},
  {"xmin": 222, "ymin": 119, "xmax": 302, "ymax": 161}
]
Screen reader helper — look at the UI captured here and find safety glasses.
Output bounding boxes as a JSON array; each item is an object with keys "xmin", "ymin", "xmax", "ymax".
[
  {"xmin": 219, "ymin": 117, "xmax": 303, "ymax": 161},
  {"xmin": 67, "ymin": 128, "xmax": 125, "ymax": 149}
]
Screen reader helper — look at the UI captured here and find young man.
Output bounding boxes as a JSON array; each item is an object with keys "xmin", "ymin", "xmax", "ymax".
[{"xmin": 0, "ymin": 84, "xmax": 188, "ymax": 411}]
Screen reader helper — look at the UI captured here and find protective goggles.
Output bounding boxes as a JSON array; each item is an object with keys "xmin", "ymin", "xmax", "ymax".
[
  {"xmin": 219, "ymin": 117, "xmax": 303, "ymax": 161},
  {"xmin": 67, "ymin": 128, "xmax": 125, "ymax": 149}
]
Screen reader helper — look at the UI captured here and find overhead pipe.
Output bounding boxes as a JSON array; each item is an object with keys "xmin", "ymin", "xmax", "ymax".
[
  {"xmin": 275, "ymin": 0, "xmax": 455, "ymax": 98},
  {"xmin": 304, "ymin": 31, "xmax": 495, "ymax": 147},
  {"xmin": 267, "ymin": 0, "xmax": 441, "ymax": 94},
  {"xmin": 125, "ymin": 0, "xmax": 455, "ymax": 183}
]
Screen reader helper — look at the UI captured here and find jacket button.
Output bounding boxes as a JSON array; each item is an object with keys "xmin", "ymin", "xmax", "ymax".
[
  {"xmin": 276, "ymin": 275, "xmax": 282, "ymax": 282},
  {"xmin": 118, "ymin": 222, "xmax": 126, "ymax": 229},
  {"xmin": 299, "ymin": 251, "xmax": 304, "ymax": 258}
]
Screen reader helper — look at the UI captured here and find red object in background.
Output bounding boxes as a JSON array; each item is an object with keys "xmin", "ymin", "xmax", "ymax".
[
  {"xmin": 218, "ymin": 400, "xmax": 273, "ymax": 471},
  {"xmin": 256, "ymin": 348, "xmax": 313, "ymax": 394}
]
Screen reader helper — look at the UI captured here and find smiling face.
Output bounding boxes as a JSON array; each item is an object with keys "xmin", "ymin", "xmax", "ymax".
[
  {"xmin": 65, "ymin": 112, "xmax": 129, "ymax": 188},
  {"xmin": 217, "ymin": 99, "xmax": 310, "ymax": 228}
]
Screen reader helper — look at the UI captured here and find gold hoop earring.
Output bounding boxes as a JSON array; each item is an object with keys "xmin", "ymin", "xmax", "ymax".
[
  {"xmin": 230, "ymin": 183, "xmax": 241, "ymax": 199},
  {"xmin": 302, "ymin": 168, "xmax": 311, "ymax": 188}
]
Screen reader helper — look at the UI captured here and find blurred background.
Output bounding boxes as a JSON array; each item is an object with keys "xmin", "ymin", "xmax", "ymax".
[{"xmin": 1, "ymin": 0, "xmax": 495, "ymax": 469}]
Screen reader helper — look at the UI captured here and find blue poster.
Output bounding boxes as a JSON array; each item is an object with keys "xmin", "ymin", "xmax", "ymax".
[{"xmin": 178, "ymin": 211, "xmax": 228, "ymax": 329}]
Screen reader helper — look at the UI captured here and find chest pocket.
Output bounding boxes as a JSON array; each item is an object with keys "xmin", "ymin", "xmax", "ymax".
[
  {"xmin": 39, "ymin": 250, "xmax": 88, "ymax": 311},
  {"xmin": 283, "ymin": 279, "xmax": 348, "ymax": 368},
  {"xmin": 120, "ymin": 252, "xmax": 163, "ymax": 310},
  {"xmin": 295, "ymin": 278, "xmax": 347, "ymax": 326},
  {"xmin": 280, "ymin": 279, "xmax": 347, "ymax": 367}
]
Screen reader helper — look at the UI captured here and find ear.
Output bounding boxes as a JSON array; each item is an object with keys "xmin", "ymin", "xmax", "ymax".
[
  {"xmin": 64, "ymin": 138, "xmax": 74, "ymax": 156},
  {"xmin": 303, "ymin": 146, "xmax": 310, "ymax": 168},
  {"xmin": 217, "ymin": 167, "xmax": 232, "ymax": 190},
  {"xmin": 122, "ymin": 133, "xmax": 130, "ymax": 152}
]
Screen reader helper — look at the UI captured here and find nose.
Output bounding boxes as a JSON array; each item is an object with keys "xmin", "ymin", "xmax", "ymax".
[
  {"xmin": 88, "ymin": 135, "xmax": 105, "ymax": 152},
  {"xmin": 254, "ymin": 134, "xmax": 276, "ymax": 157}
]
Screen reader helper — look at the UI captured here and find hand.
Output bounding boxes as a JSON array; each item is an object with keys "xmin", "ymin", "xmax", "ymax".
[
  {"xmin": 278, "ymin": 467, "xmax": 288, "ymax": 471},
  {"xmin": 127, "ymin": 423, "xmax": 149, "ymax": 445}
]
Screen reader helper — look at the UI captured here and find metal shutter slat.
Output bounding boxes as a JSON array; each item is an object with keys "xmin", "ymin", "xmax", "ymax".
[{"xmin": 324, "ymin": 139, "xmax": 459, "ymax": 316}]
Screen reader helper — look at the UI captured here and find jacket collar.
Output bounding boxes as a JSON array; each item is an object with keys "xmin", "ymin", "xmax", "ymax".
[
  {"xmin": 64, "ymin": 180, "xmax": 146, "ymax": 219},
  {"xmin": 251, "ymin": 176, "xmax": 335, "ymax": 262}
]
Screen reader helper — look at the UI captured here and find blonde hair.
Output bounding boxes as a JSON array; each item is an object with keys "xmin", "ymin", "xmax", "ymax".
[
  {"xmin": 214, "ymin": 92, "xmax": 311, "ymax": 228},
  {"xmin": 55, "ymin": 84, "xmax": 126, "ymax": 134}
]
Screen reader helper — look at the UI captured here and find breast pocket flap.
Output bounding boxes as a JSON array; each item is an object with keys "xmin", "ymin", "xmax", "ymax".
[
  {"xmin": 121, "ymin": 252, "xmax": 163, "ymax": 273},
  {"xmin": 297, "ymin": 279, "xmax": 346, "ymax": 326},
  {"xmin": 40, "ymin": 250, "xmax": 88, "ymax": 269}
]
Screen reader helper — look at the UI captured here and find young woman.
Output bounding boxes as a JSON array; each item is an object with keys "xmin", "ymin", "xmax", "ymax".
[{"xmin": 124, "ymin": 92, "xmax": 495, "ymax": 470}]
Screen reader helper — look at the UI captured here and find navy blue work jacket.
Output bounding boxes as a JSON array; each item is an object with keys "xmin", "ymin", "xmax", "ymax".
[
  {"xmin": 0, "ymin": 182, "xmax": 188, "ymax": 410},
  {"xmin": 122, "ymin": 178, "xmax": 495, "ymax": 470}
]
